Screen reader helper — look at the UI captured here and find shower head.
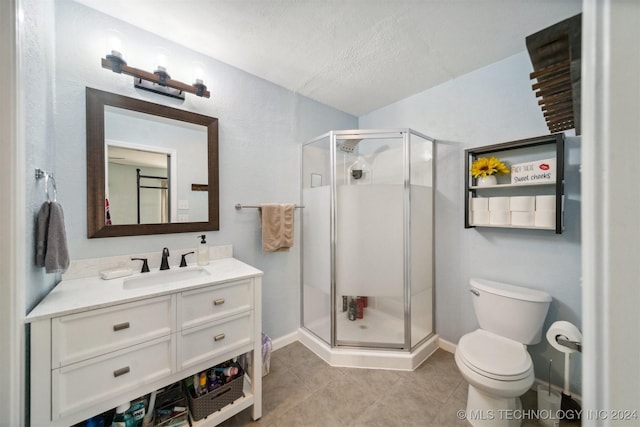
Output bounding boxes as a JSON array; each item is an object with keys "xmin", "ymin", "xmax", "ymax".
[{"xmin": 338, "ymin": 138, "xmax": 362, "ymax": 153}]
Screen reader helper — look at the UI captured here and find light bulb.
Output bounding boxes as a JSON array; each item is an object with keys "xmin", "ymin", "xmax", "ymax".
[
  {"xmin": 192, "ymin": 62, "xmax": 205, "ymax": 85},
  {"xmin": 106, "ymin": 29, "xmax": 125, "ymax": 59},
  {"xmin": 155, "ymin": 47, "xmax": 169, "ymax": 72}
]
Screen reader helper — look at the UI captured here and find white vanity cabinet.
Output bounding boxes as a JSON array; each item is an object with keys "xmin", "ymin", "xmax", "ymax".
[
  {"xmin": 27, "ymin": 258, "xmax": 262, "ymax": 427},
  {"xmin": 177, "ymin": 280, "xmax": 254, "ymax": 371}
]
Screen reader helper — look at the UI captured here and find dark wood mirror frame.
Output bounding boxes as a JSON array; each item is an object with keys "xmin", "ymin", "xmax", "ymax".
[{"xmin": 86, "ymin": 87, "xmax": 219, "ymax": 238}]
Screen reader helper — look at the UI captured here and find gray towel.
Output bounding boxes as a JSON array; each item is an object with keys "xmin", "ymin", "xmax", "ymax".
[
  {"xmin": 45, "ymin": 202, "xmax": 70, "ymax": 273},
  {"xmin": 35, "ymin": 201, "xmax": 50, "ymax": 267}
]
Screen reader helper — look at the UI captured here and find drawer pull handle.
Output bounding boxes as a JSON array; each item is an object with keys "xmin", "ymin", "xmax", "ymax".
[
  {"xmin": 214, "ymin": 333, "xmax": 225, "ymax": 342},
  {"xmin": 214, "ymin": 298, "xmax": 225, "ymax": 306},
  {"xmin": 113, "ymin": 366, "xmax": 130, "ymax": 377},
  {"xmin": 113, "ymin": 322, "xmax": 130, "ymax": 331}
]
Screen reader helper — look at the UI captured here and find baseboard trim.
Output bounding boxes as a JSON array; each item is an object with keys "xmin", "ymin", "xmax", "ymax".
[
  {"xmin": 270, "ymin": 330, "xmax": 298, "ymax": 352},
  {"xmin": 438, "ymin": 337, "xmax": 457, "ymax": 354}
]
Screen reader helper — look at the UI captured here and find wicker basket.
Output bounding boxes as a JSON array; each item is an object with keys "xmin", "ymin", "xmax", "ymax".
[{"xmin": 186, "ymin": 365, "xmax": 244, "ymax": 421}]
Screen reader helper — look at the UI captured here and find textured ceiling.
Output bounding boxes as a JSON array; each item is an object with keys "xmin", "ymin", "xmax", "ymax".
[{"xmin": 73, "ymin": 0, "xmax": 582, "ymax": 116}]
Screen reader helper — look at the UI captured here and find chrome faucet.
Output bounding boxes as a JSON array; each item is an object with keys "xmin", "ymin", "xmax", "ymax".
[{"xmin": 160, "ymin": 247, "xmax": 170, "ymax": 270}]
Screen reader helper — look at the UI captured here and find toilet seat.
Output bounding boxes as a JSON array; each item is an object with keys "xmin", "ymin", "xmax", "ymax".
[{"xmin": 457, "ymin": 329, "xmax": 532, "ymax": 381}]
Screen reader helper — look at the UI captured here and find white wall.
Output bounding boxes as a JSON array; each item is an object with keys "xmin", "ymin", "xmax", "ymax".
[
  {"xmin": 22, "ymin": 0, "xmax": 60, "ymax": 312},
  {"xmin": 18, "ymin": 1, "xmax": 61, "ymax": 424},
  {"xmin": 360, "ymin": 52, "xmax": 582, "ymax": 393},
  {"xmin": 582, "ymin": 0, "xmax": 640, "ymax": 423},
  {"xmin": 28, "ymin": 1, "xmax": 357, "ymax": 344},
  {"xmin": 1, "ymin": 0, "xmax": 24, "ymax": 424}
]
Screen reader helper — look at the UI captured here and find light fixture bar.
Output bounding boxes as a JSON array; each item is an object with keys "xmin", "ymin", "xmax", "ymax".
[
  {"xmin": 101, "ymin": 58, "xmax": 211, "ymax": 99},
  {"xmin": 134, "ymin": 77, "xmax": 186, "ymax": 100}
]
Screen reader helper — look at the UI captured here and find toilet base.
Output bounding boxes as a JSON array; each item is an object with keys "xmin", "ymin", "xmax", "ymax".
[{"xmin": 466, "ymin": 384, "xmax": 523, "ymax": 427}]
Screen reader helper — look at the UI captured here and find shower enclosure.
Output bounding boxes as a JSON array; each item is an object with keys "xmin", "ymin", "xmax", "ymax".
[{"xmin": 301, "ymin": 129, "xmax": 434, "ymax": 360}]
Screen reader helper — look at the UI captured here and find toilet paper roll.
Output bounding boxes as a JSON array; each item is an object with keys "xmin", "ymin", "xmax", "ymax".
[
  {"xmin": 489, "ymin": 197, "xmax": 510, "ymax": 211},
  {"xmin": 511, "ymin": 211, "xmax": 534, "ymax": 226},
  {"xmin": 536, "ymin": 195, "xmax": 556, "ymax": 211},
  {"xmin": 489, "ymin": 210, "xmax": 510, "ymax": 225},
  {"xmin": 510, "ymin": 196, "xmax": 535, "ymax": 212},
  {"xmin": 535, "ymin": 210, "xmax": 556, "ymax": 228},
  {"xmin": 546, "ymin": 321, "xmax": 582, "ymax": 354},
  {"xmin": 471, "ymin": 210, "xmax": 490, "ymax": 225},
  {"xmin": 471, "ymin": 197, "xmax": 489, "ymax": 211}
]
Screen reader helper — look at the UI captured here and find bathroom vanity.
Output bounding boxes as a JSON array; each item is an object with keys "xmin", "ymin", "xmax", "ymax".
[{"xmin": 26, "ymin": 257, "xmax": 262, "ymax": 427}]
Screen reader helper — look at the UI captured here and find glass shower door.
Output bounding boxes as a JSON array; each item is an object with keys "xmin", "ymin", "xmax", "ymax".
[
  {"xmin": 409, "ymin": 133, "xmax": 434, "ymax": 348},
  {"xmin": 301, "ymin": 134, "xmax": 332, "ymax": 344},
  {"xmin": 334, "ymin": 133, "xmax": 406, "ymax": 348}
]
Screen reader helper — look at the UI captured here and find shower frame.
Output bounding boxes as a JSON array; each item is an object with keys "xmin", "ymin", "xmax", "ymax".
[{"xmin": 300, "ymin": 128, "xmax": 436, "ymax": 352}]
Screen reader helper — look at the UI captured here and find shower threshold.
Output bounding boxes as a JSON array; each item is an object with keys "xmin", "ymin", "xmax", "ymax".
[{"xmin": 298, "ymin": 327, "xmax": 439, "ymax": 371}]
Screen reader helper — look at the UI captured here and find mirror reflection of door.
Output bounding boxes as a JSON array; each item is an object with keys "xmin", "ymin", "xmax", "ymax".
[
  {"xmin": 136, "ymin": 167, "xmax": 169, "ymax": 224},
  {"xmin": 104, "ymin": 105, "xmax": 209, "ymax": 226},
  {"xmin": 107, "ymin": 145, "xmax": 174, "ymax": 224}
]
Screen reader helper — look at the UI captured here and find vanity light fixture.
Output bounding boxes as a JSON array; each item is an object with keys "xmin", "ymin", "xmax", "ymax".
[
  {"xmin": 192, "ymin": 62, "xmax": 208, "ymax": 97},
  {"xmin": 101, "ymin": 54, "xmax": 211, "ymax": 100}
]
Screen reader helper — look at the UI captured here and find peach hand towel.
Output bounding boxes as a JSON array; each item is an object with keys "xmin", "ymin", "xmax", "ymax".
[{"xmin": 259, "ymin": 204, "xmax": 294, "ymax": 252}]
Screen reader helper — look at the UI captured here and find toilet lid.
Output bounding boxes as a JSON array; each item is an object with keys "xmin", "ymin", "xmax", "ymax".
[{"xmin": 458, "ymin": 329, "xmax": 532, "ymax": 381}]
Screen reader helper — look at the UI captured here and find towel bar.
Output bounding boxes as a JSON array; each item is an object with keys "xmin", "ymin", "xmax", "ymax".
[{"xmin": 235, "ymin": 203, "xmax": 304, "ymax": 210}]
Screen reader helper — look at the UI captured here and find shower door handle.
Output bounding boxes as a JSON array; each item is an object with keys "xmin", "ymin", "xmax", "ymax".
[{"xmin": 470, "ymin": 289, "xmax": 480, "ymax": 296}]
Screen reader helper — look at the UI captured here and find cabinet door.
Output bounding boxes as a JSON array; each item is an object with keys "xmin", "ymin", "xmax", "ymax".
[
  {"xmin": 52, "ymin": 295, "xmax": 175, "ymax": 368},
  {"xmin": 178, "ymin": 312, "xmax": 252, "ymax": 370},
  {"xmin": 51, "ymin": 335, "xmax": 174, "ymax": 420},
  {"xmin": 179, "ymin": 279, "xmax": 252, "ymax": 330}
]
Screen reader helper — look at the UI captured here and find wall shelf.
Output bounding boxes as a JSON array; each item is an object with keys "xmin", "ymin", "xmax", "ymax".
[
  {"xmin": 468, "ymin": 182, "xmax": 556, "ymax": 190},
  {"xmin": 526, "ymin": 14, "xmax": 581, "ymax": 135},
  {"xmin": 468, "ymin": 224, "xmax": 556, "ymax": 231},
  {"xmin": 465, "ymin": 133, "xmax": 565, "ymax": 234}
]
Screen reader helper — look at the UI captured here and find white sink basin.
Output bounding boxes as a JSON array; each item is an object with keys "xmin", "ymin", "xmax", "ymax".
[{"xmin": 123, "ymin": 267, "xmax": 210, "ymax": 289}]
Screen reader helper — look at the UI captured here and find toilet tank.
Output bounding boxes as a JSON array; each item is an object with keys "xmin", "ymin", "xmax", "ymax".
[{"xmin": 470, "ymin": 278, "xmax": 552, "ymax": 345}]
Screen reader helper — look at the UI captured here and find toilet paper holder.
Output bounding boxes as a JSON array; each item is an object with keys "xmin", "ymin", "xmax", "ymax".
[{"xmin": 556, "ymin": 336, "xmax": 582, "ymax": 352}]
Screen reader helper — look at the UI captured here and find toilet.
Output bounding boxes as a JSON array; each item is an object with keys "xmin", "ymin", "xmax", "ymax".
[{"xmin": 455, "ymin": 278, "xmax": 551, "ymax": 427}]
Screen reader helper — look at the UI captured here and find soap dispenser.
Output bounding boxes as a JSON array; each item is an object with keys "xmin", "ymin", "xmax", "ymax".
[
  {"xmin": 348, "ymin": 157, "xmax": 371, "ymax": 184},
  {"xmin": 197, "ymin": 235, "xmax": 209, "ymax": 266}
]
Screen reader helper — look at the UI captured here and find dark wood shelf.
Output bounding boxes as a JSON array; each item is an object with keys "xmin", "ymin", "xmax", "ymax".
[
  {"xmin": 526, "ymin": 14, "xmax": 581, "ymax": 135},
  {"xmin": 465, "ymin": 133, "xmax": 565, "ymax": 234}
]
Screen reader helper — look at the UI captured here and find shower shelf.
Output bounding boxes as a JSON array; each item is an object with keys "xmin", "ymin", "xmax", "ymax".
[{"xmin": 465, "ymin": 133, "xmax": 565, "ymax": 234}]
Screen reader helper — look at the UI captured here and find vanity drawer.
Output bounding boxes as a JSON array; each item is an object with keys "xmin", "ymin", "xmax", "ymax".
[
  {"xmin": 52, "ymin": 295, "xmax": 175, "ymax": 368},
  {"xmin": 52, "ymin": 335, "xmax": 174, "ymax": 421},
  {"xmin": 178, "ymin": 312, "xmax": 252, "ymax": 370},
  {"xmin": 179, "ymin": 279, "xmax": 252, "ymax": 330}
]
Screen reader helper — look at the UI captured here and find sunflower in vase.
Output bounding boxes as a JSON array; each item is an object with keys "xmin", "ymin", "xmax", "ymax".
[{"xmin": 471, "ymin": 156, "xmax": 509, "ymax": 186}]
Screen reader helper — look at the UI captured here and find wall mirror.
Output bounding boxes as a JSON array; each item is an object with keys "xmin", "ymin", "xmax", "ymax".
[{"xmin": 86, "ymin": 87, "xmax": 219, "ymax": 238}]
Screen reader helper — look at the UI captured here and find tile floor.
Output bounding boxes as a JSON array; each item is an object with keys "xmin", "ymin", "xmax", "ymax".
[{"xmin": 219, "ymin": 342, "xmax": 577, "ymax": 427}]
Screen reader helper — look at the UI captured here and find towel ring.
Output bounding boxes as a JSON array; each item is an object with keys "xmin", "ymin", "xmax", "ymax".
[{"xmin": 35, "ymin": 168, "xmax": 58, "ymax": 202}]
